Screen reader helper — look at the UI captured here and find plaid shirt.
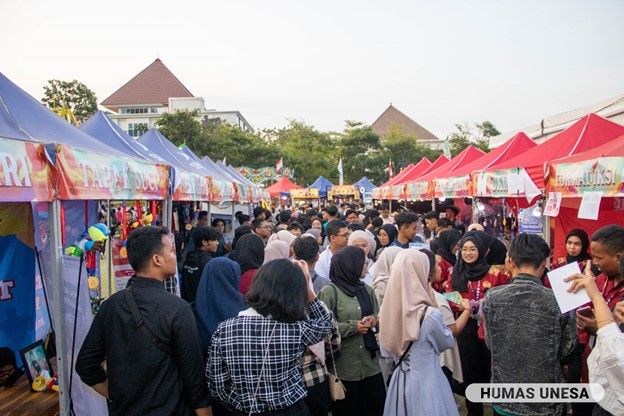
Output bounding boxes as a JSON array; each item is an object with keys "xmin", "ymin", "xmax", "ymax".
[
  {"xmin": 302, "ymin": 319, "xmax": 341, "ymax": 387},
  {"xmin": 164, "ymin": 275, "xmax": 178, "ymax": 295},
  {"xmin": 208, "ymin": 299, "xmax": 333, "ymax": 414}
]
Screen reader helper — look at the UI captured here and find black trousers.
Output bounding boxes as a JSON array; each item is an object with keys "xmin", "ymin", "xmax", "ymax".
[
  {"xmin": 331, "ymin": 373, "xmax": 386, "ymax": 416},
  {"xmin": 457, "ymin": 319, "xmax": 491, "ymax": 416},
  {"xmin": 304, "ymin": 380, "xmax": 330, "ymax": 416}
]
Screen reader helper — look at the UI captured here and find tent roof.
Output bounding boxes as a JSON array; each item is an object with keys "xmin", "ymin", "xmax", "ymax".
[
  {"xmin": 308, "ymin": 176, "xmax": 334, "ymax": 196},
  {"xmin": 0, "ymin": 72, "xmax": 124, "ymax": 155},
  {"xmin": 416, "ymin": 146, "xmax": 485, "ymax": 183},
  {"xmin": 354, "ymin": 176, "xmax": 375, "ymax": 191},
  {"xmin": 380, "ymin": 163, "xmax": 415, "ymax": 188},
  {"xmin": 552, "ymin": 134, "xmax": 624, "ymax": 164},
  {"xmin": 101, "ymin": 59, "xmax": 193, "ymax": 109},
  {"xmin": 80, "ymin": 111, "xmax": 168, "ymax": 163},
  {"xmin": 137, "ymin": 129, "xmax": 208, "ymax": 174},
  {"xmin": 484, "ymin": 113, "xmax": 624, "ymax": 188},
  {"xmin": 393, "ymin": 158, "xmax": 435, "ymax": 185},
  {"xmin": 447, "ymin": 132, "xmax": 536, "ymax": 178},
  {"xmin": 265, "ymin": 177, "xmax": 302, "ymax": 198}
]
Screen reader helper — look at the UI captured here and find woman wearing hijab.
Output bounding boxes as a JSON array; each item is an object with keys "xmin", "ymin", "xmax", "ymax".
[
  {"xmin": 318, "ymin": 246, "xmax": 385, "ymax": 416},
  {"xmin": 436, "ymin": 229, "xmax": 462, "ymax": 293},
  {"xmin": 195, "ymin": 258, "xmax": 246, "ymax": 350},
  {"xmin": 267, "ymin": 229, "xmax": 297, "ymax": 246},
  {"xmin": 380, "ymin": 249, "xmax": 458, "ymax": 416},
  {"xmin": 376, "ymin": 224, "xmax": 398, "ymax": 257},
  {"xmin": 348, "ymin": 230, "xmax": 377, "ymax": 285},
  {"xmin": 229, "ymin": 233, "xmax": 265, "ymax": 295},
  {"xmin": 550, "ymin": 228, "xmax": 598, "ymax": 277},
  {"xmin": 451, "ymin": 231, "xmax": 506, "ymax": 416},
  {"xmin": 370, "ymin": 246, "xmax": 402, "ymax": 384},
  {"xmin": 264, "ymin": 240, "xmax": 291, "ymax": 264}
]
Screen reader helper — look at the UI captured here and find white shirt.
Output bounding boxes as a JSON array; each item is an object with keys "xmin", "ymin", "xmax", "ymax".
[
  {"xmin": 314, "ymin": 247, "xmax": 334, "ymax": 280},
  {"xmin": 588, "ymin": 322, "xmax": 624, "ymax": 415},
  {"xmin": 434, "ymin": 292, "xmax": 463, "ymax": 384}
]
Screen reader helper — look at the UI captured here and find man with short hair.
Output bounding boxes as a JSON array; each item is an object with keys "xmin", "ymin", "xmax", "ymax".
[
  {"xmin": 181, "ymin": 226, "xmax": 221, "ymax": 303},
  {"xmin": 391, "ymin": 212, "xmax": 423, "ymax": 248},
  {"xmin": 287, "ymin": 221, "xmax": 304, "ymax": 237},
  {"xmin": 197, "ymin": 211, "xmax": 209, "ymax": 227},
  {"xmin": 251, "ymin": 218, "xmax": 271, "ymax": 243},
  {"xmin": 321, "ymin": 206, "xmax": 339, "ymax": 222},
  {"xmin": 445, "ymin": 205, "xmax": 465, "ymax": 234},
  {"xmin": 252, "ymin": 206, "xmax": 266, "ymax": 221},
  {"xmin": 423, "ymin": 210, "xmax": 440, "ymax": 241},
  {"xmin": 76, "ymin": 227, "xmax": 211, "ymax": 416},
  {"xmin": 483, "ymin": 233, "xmax": 577, "ymax": 416},
  {"xmin": 379, "ymin": 203, "xmax": 394, "ymax": 225},
  {"xmin": 344, "ymin": 209, "xmax": 359, "ymax": 225},
  {"xmin": 314, "ymin": 220, "xmax": 349, "ymax": 280},
  {"xmin": 293, "ymin": 236, "xmax": 329, "ymax": 294}
]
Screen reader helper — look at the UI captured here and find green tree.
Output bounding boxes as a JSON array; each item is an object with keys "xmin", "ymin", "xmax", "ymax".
[
  {"xmin": 382, "ymin": 127, "xmax": 442, "ymax": 175},
  {"xmin": 200, "ymin": 122, "xmax": 279, "ymax": 168},
  {"xmin": 338, "ymin": 121, "xmax": 383, "ymax": 184},
  {"xmin": 269, "ymin": 120, "xmax": 337, "ymax": 186},
  {"xmin": 447, "ymin": 123, "xmax": 473, "ymax": 157},
  {"xmin": 156, "ymin": 110, "xmax": 202, "ymax": 147},
  {"xmin": 42, "ymin": 79, "xmax": 97, "ymax": 125}
]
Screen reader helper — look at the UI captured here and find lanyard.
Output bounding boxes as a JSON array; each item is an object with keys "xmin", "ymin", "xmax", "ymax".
[{"xmin": 468, "ymin": 280, "xmax": 481, "ymax": 301}]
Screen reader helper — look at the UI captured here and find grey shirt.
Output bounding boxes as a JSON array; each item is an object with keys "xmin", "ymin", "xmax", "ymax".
[{"xmin": 483, "ymin": 274, "xmax": 578, "ymax": 416}]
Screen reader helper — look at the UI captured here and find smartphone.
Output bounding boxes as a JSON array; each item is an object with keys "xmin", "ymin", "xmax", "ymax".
[{"xmin": 577, "ymin": 307, "xmax": 594, "ymax": 318}]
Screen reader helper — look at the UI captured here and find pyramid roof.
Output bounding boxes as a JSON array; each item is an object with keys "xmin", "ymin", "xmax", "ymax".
[
  {"xmin": 371, "ymin": 104, "xmax": 439, "ymax": 141},
  {"xmin": 101, "ymin": 59, "xmax": 193, "ymax": 110}
]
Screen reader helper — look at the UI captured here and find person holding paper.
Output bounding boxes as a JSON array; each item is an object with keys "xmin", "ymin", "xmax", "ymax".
[
  {"xmin": 549, "ymin": 228, "xmax": 599, "ymax": 283},
  {"xmin": 482, "ymin": 233, "xmax": 578, "ymax": 416},
  {"xmin": 566, "ymin": 272, "xmax": 624, "ymax": 416}
]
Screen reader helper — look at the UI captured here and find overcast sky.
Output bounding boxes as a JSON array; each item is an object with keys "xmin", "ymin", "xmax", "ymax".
[{"xmin": 2, "ymin": 0, "xmax": 623, "ymax": 138}]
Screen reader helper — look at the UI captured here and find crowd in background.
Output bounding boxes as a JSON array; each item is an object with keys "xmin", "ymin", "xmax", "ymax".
[{"xmin": 75, "ymin": 201, "xmax": 624, "ymax": 416}]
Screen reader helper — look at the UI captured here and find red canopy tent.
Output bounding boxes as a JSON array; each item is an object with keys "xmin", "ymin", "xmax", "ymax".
[
  {"xmin": 381, "ymin": 158, "xmax": 433, "ymax": 199},
  {"xmin": 395, "ymin": 157, "xmax": 439, "ymax": 185},
  {"xmin": 474, "ymin": 114, "xmax": 624, "ymax": 198},
  {"xmin": 433, "ymin": 132, "xmax": 537, "ymax": 199},
  {"xmin": 405, "ymin": 146, "xmax": 485, "ymax": 200},
  {"xmin": 546, "ymin": 134, "xmax": 624, "ymax": 258},
  {"xmin": 265, "ymin": 177, "xmax": 303, "ymax": 198}
]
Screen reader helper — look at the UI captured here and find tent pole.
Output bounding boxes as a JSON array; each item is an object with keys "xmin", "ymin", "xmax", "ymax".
[
  {"xmin": 50, "ymin": 200, "xmax": 70, "ymax": 415},
  {"xmin": 207, "ymin": 201, "xmax": 212, "ymax": 225}
]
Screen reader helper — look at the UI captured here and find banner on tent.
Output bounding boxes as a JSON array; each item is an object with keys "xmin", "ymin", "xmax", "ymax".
[
  {"xmin": 171, "ymin": 170, "xmax": 212, "ymax": 202},
  {"xmin": 56, "ymin": 144, "xmax": 169, "ymax": 200},
  {"xmin": 291, "ymin": 188, "xmax": 319, "ymax": 199},
  {"xmin": 433, "ymin": 176, "xmax": 472, "ymax": 199},
  {"xmin": 546, "ymin": 157, "xmax": 624, "ymax": 198},
  {"xmin": 0, "ymin": 138, "xmax": 52, "ymax": 202},
  {"xmin": 472, "ymin": 168, "xmax": 542, "ymax": 199},
  {"xmin": 328, "ymin": 185, "xmax": 359, "ymax": 199},
  {"xmin": 111, "ymin": 237, "xmax": 134, "ymax": 292},
  {"xmin": 406, "ymin": 181, "xmax": 431, "ymax": 201}
]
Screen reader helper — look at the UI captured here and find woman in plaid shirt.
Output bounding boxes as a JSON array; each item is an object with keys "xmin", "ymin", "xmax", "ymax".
[{"xmin": 208, "ymin": 259, "xmax": 333, "ymax": 416}]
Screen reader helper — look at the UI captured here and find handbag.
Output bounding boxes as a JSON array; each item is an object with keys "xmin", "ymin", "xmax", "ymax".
[{"xmin": 327, "ymin": 331, "xmax": 346, "ymax": 401}]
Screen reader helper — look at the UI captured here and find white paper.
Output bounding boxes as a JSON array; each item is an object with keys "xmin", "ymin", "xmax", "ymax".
[
  {"xmin": 578, "ymin": 191, "xmax": 602, "ymax": 220},
  {"xmin": 544, "ymin": 192, "xmax": 562, "ymax": 217},
  {"xmin": 520, "ymin": 169, "xmax": 542, "ymax": 201},
  {"xmin": 476, "ymin": 173, "xmax": 487, "ymax": 196},
  {"xmin": 506, "ymin": 173, "xmax": 525, "ymax": 194},
  {"xmin": 547, "ymin": 262, "xmax": 590, "ymax": 313}
]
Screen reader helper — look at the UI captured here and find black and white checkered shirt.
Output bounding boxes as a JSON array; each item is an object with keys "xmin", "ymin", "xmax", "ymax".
[{"xmin": 207, "ymin": 299, "xmax": 333, "ymax": 414}]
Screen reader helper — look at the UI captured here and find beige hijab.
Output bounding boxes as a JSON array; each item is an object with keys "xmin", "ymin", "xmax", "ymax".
[
  {"xmin": 379, "ymin": 249, "xmax": 438, "ymax": 357},
  {"xmin": 348, "ymin": 230, "xmax": 376, "ymax": 258},
  {"xmin": 267, "ymin": 229, "xmax": 297, "ymax": 246},
  {"xmin": 372, "ymin": 246, "xmax": 402, "ymax": 304},
  {"xmin": 263, "ymin": 240, "xmax": 290, "ymax": 264}
]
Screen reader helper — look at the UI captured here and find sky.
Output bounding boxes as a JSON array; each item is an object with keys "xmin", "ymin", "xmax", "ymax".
[{"xmin": 1, "ymin": 0, "xmax": 623, "ymax": 138}]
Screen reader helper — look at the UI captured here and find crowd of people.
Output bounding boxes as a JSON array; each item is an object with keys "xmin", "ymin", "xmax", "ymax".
[{"xmin": 75, "ymin": 202, "xmax": 624, "ymax": 416}]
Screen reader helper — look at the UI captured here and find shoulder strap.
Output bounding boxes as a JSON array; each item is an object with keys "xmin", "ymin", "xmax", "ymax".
[
  {"xmin": 330, "ymin": 283, "xmax": 339, "ymax": 318},
  {"xmin": 396, "ymin": 306, "xmax": 428, "ymax": 366},
  {"xmin": 124, "ymin": 288, "xmax": 174, "ymax": 355}
]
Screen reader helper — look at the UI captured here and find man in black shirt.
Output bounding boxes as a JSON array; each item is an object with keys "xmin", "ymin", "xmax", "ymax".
[
  {"xmin": 181, "ymin": 226, "xmax": 221, "ymax": 303},
  {"xmin": 76, "ymin": 226, "xmax": 212, "ymax": 416}
]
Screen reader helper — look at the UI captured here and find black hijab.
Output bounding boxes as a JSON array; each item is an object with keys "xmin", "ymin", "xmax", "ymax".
[
  {"xmin": 487, "ymin": 238, "xmax": 508, "ymax": 266},
  {"xmin": 437, "ymin": 229, "xmax": 462, "ymax": 265},
  {"xmin": 379, "ymin": 224, "xmax": 398, "ymax": 247},
  {"xmin": 565, "ymin": 228, "xmax": 592, "ymax": 264},
  {"xmin": 229, "ymin": 233, "xmax": 264, "ymax": 273},
  {"xmin": 451, "ymin": 231, "xmax": 491, "ymax": 292},
  {"xmin": 330, "ymin": 246, "xmax": 379, "ymax": 355}
]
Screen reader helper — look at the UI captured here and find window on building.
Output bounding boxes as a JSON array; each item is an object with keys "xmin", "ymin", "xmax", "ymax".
[
  {"xmin": 121, "ymin": 107, "xmax": 150, "ymax": 114},
  {"xmin": 128, "ymin": 123, "xmax": 148, "ymax": 137}
]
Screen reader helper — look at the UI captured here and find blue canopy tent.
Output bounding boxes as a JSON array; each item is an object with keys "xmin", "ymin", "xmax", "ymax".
[
  {"xmin": 307, "ymin": 175, "xmax": 333, "ymax": 198},
  {"xmin": 80, "ymin": 111, "xmax": 168, "ymax": 163},
  {"xmin": 355, "ymin": 176, "xmax": 376, "ymax": 202}
]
